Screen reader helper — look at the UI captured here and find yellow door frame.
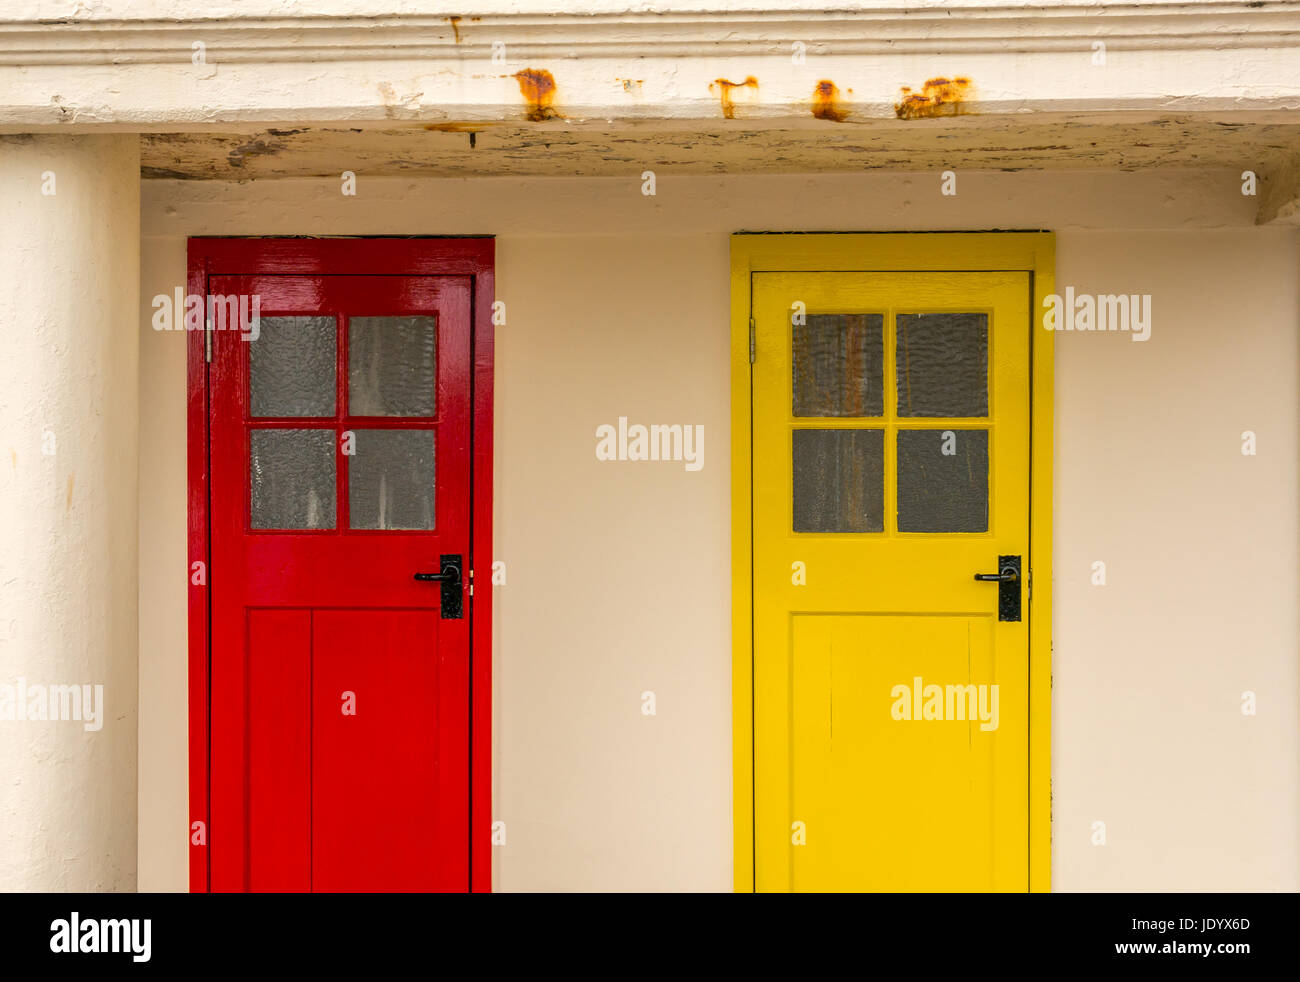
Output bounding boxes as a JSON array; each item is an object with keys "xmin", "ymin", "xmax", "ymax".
[{"xmin": 730, "ymin": 231, "xmax": 1055, "ymax": 892}]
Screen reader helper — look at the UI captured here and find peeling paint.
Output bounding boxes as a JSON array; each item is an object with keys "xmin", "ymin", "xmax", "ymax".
[
  {"xmin": 513, "ymin": 69, "xmax": 559, "ymax": 121},
  {"xmin": 140, "ymin": 165, "xmax": 192, "ymax": 179},
  {"xmin": 138, "ymin": 118, "xmax": 1296, "ymax": 181},
  {"xmin": 895, "ymin": 77, "xmax": 972, "ymax": 120},
  {"xmin": 377, "ymin": 81, "xmax": 424, "ymax": 119},
  {"xmin": 617, "ymin": 78, "xmax": 644, "ymax": 94},
  {"xmin": 226, "ymin": 138, "xmax": 284, "ymax": 167},
  {"xmin": 812, "ymin": 80, "xmax": 849, "ymax": 122},
  {"xmin": 711, "ymin": 76, "xmax": 758, "ymax": 120}
]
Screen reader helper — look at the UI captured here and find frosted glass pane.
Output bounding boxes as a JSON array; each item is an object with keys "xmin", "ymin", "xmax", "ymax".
[
  {"xmin": 249, "ymin": 316, "xmax": 336, "ymax": 417},
  {"xmin": 250, "ymin": 429, "xmax": 336, "ymax": 529},
  {"xmin": 348, "ymin": 316, "xmax": 437, "ymax": 417},
  {"xmin": 792, "ymin": 428, "xmax": 884, "ymax": 533},
  {"xmin": 793, "ymin": 313, "xmax": 884, "ymax": 417},
  {"xmin": 896, "ymin": 429, "xmax": 989, "ymax": 533},
  {"xmin": 895, "ymin": 312, "xmax": 988, "ymax": 417},
  {"xmin": 348, "ymin": 429, "xmax": 436, "ymax": 530}
]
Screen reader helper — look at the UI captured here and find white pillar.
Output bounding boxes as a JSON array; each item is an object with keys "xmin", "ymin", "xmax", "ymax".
[{"xmin": 0, "ymin": 134, "xmax": 140, "ymax": 890}]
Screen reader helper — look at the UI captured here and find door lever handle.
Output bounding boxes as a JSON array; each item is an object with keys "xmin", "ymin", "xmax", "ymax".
[
  {"xmin": 974, "ymin": 555, "xmax": 1022, "ymax": 622},
  {"xmin": 414, "ymin": 554, "xmax": 463, "ymax": 618}
]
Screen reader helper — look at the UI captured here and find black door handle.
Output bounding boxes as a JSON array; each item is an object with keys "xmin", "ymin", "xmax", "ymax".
[
  {"xmin": 414, "ymin": 554, "xmax": 463, "ymax": 619},
  {"xmin": 974, "ymin": 555, "xmax": 1021, "ymax": 622}
]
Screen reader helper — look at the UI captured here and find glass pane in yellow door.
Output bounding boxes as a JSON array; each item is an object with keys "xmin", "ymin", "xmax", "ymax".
[
  {"xmin": 793, "ymin": 313, "xmax": 884, "ymax": 417},
  {"xmin": 896, "ymin": 428, "xmax": 989, "ymax": 532},
  {"xmin": 895, "ymin": 312, "xmax": 988, "ymax": 417},
  {"xmin": 792, "ymin": 428, "xmax": 884, "ymax": 533}
]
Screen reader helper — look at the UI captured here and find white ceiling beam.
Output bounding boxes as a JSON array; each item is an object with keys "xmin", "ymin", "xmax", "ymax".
[{"xmin": 1, "ymin": 2, "xmax": 1300, "ymax": 129}]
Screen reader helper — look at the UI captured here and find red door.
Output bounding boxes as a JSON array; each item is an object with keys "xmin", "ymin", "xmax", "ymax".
[{"xmin": 207, "ymin": 271, "xmax": 473, "ymax": 891}]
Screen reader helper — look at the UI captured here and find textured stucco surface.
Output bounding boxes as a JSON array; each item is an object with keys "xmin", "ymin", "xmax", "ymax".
[
  {"xmin": 137, "ymin": 170, "xmax": 1298, "ymax": 891},
  {"xmin": 0, "ymin": 133, "xmax": 140, "ymax": 891}
]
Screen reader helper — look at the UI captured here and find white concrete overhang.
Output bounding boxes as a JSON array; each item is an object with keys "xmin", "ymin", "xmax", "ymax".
[{"xmin": 3, "ymin": 0, "xmax": 1300, "ymax": 221}]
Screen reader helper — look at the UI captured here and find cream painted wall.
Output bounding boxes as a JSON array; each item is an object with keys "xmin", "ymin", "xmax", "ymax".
[
  {"xmin": 1051, "ymin": 231, "xmax": 1300, "ymax": 890},
  {"xmin": 138, "ymin": 170, "xmax": 1299, "ymax": 891},
  {"xmin": 136, "ymin": 236, "xmax": 189, "ymax": 893}
]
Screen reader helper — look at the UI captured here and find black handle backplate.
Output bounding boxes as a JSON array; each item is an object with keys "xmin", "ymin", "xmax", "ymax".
[
  {"xmin": 974, "ymin": 554, "xmax": 1021, "ymax": 622},
  {"xmin": 414, "ymin": 554, "xmax": 463, "ymax": 619}
]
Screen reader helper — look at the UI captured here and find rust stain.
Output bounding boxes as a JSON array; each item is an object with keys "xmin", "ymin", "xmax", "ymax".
[
  {"xmin": 423, "ymin": 121, "xmax": 487, "ymax": 133},
  {"xmin": 448, "ymin": 16, "xmax": 462, "ymax": 43},
  {"xmin": 812, "ymin": 80, "xmax": 849, "ymax": 122},
  {"xmin": 710, "ymin": 76, "xmax": 758, "ymax": 119},
  {"xmin": 65, "ymin": 474, "xmax": 74, "ymax": 512},
  {"xmin": 513, "ymin": 69, "xmax": 559, "ymax": 121},
  {"xmin": 616, "ymin": 78, "xmax": 644, "ymax": 94},
  {"xmin": 895, "ymin": 77, "xmax": 972, "ymax": 119}
]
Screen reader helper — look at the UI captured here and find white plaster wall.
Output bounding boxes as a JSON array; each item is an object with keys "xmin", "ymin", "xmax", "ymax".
[
  {"xmin": 0, "ymin": 134, "xmax": 140, "ymax": 891},
  {"xmin": 1052, "ymin": 231, "xmax": 1300, "ymax": 890},
  {"xmin": 137, "ymin": 170, "xmax": 1298, "ymax": 891}
]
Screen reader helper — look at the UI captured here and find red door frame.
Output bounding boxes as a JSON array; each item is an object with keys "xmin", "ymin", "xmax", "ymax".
[{"xmin": 186, "ymin": 237, "xmax": 494, "ymax": 892}]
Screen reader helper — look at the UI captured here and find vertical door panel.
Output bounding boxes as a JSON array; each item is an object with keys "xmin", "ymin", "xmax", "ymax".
[
  {"xmin": 247, "ymin": 608, "xmax": 312, "ymax": 892},
  {"xmin": 209, "ymin": 273, "xmax": 474, "ymax": 891},
  {"xmin": 311, "ymin": 609, "xmax": 467, "ymax": 892},
  {"xmin": 752, "ymin": 271, "xmax": 1031, "ymax": 892}
]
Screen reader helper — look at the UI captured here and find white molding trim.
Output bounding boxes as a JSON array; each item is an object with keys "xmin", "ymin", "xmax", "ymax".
[
  {"xmin": 2, "ymin": 2, "xmax": 1299, "ymax": 129},
  {"xmin": 4, "ymin": 3, "xmax": 1300, "ymax": 65}
]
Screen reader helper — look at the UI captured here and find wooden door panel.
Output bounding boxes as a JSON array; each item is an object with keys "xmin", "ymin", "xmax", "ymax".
[
  {"xmin": 789, "ymin": 613, "xmax": 1022, "ymax": 892},
  {"xmin": 207, "ymin": 269, "xmax": 475, "ymax": 892},
  {"xmin": 247, "ymin": 608, "xmax": 311, "ymax": 893},
  {"xmin": 312, "ymin": 609, "xmax": 464, "ymax": 893},
  {"xmin": 752, "ymin": 271, "xmax": 1031, "ymax": 892}
]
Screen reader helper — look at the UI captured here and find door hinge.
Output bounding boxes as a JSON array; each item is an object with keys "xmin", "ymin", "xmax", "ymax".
[
  {"xmin": 204, "ymin": 317, "xmax": 213, "ymax": 363},
  {"xmin": 748, "ymin": 317, "xmax": 756, "ymax": 363}
]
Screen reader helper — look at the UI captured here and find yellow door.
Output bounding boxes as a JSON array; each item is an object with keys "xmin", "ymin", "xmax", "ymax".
[{"xmin": 752, "ymin": 271, "xmax": 1031, "ymax": 892}]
